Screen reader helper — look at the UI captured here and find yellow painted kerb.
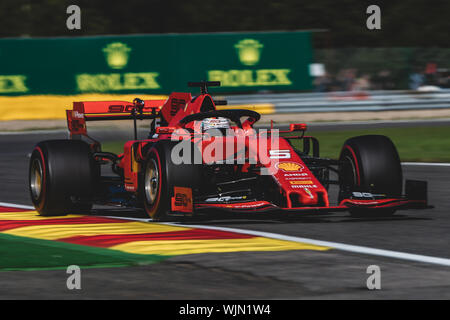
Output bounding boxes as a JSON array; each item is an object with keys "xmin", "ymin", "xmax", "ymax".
[
  {"xmin": 110, "ymin": 237, "xmax": 330, "ymax": 256},
  {"xmin": 0, "ymin": 94, "xmax": 275, "ymax": 120},
  {"xmin": 0, "ymin": 94, "xmax": 167, "ymax": 121},
  {"xmin": 3, "ymin": 221, "xmax": 189, "ymax": 240}
]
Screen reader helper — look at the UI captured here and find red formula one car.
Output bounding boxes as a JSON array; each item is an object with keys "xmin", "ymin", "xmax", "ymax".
[{"xmin": 29, "ymin": 81, "xmax": 430, "ymax": 220}]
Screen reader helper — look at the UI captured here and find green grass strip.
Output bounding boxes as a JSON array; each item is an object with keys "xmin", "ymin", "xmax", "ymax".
[
  {"xmin": 286, "ymin": 125, "xmax": 450, "ymax": 162},
  {"xmin": 0, "ymin": 233, "xmax": 168, "ymax": 271},
  {"xmin": 304, "ymin": 126, "xmax": 450, "ymax": 162}
]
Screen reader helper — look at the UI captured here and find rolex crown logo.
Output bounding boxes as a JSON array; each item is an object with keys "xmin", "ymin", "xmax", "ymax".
[
  {"xmin": 103, "ymin": 42, "xmax": 132, "ymax": 70},
  {"xmin": 234, "ymin": 39, "xmax": 263, "ymax": 66}
]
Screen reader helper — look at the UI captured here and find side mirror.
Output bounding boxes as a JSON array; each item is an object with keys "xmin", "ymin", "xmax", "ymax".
[
  {"xmin": 290, "ymin": 123, "xmax": 307, "ymax": 132},
  {"xmin": 156, "ymin": 126, "xmax": 176, "ymax": 134}
]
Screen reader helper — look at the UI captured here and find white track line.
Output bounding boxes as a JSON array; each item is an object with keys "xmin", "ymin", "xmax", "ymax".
[
  {"xmin": 2, "ymin": 202, "xmax": 450, "ymax": 267},
  {"xmin": 306, "ymin": 118, "xmax": 450, "ymax": 127},
  {"xmin": 402, "ymin": 162, "xmax": 450, "ymax": 167},
  {"xmin": 0, "ymin": 202, "xmax": 34, "ymax": 209},
  {"xmin": 0, "ymin": 129, "xmax": 68, "ymax": 135},
  {"xmin": 163, "ymin": 223, "xmax": 450, "ymax": 267}
]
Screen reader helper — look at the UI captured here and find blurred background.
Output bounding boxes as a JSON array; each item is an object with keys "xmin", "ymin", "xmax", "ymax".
[
  {"xmin": 1, "ymin": 0, "xmax": 448, "ymax": 91},
  {"xmin": 0, "ymin": 0, "xmax": 449, "ymax": 160}
]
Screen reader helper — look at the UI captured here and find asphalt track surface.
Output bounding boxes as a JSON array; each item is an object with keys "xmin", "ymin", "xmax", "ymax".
[{"xmin": 0, "ymin": 123, "xmax": 449, "ymax": 299}]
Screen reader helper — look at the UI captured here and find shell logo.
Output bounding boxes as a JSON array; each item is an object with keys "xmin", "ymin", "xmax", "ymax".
[{"xmin": 276, "ymin": 162, "xmax": 303, "ymax": 172}]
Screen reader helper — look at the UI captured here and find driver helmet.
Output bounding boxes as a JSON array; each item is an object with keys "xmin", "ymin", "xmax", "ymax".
[{"xmin": 201, "ymin": 117, "xmax": 231, "ymax": 132}]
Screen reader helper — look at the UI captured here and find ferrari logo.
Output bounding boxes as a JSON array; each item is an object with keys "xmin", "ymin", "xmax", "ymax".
[{"xmin": 304, "ymin": 188, "xmax": 314, "ymax": 199}]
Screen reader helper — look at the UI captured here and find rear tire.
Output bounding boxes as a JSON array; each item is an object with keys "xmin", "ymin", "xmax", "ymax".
[
  {"xmin": 141, "ymin": 140, "xmax": 202, "ymax": 221},
  {"xmin": 29, "ymin": 140, "xmax": 97, "ymax": 216},
  {"xmin": 338, "ymin": 135, "xmax": 402, "ymax": 217}
]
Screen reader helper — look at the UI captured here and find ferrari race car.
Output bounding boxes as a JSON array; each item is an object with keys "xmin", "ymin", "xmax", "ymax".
[{"xmin": 29, "ymin": 81, "xmax": 430, "ymax": 220}]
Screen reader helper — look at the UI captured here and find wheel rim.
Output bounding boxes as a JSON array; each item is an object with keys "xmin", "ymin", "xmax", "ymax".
[
  {"xmin": 30, "ymin": 159, "xmax": 43, "ymax": 201},
  {"xmin": 145, "ymin": 158, "xmax": 159, "ymax": 205}
]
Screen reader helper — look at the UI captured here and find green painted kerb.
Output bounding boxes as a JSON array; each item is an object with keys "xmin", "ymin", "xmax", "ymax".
[{"xmin": 0, "ymin": 233, "xmax": 168, "ymax": 271}]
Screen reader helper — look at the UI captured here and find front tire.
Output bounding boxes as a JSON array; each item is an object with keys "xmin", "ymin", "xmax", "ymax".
[
  {"xmin": 142, "ymin": 140, "xmax": 202, "ymax": 221},
  {"xmin": 338, "ymin": 135, "xmax": 403, "ymax": 217}
]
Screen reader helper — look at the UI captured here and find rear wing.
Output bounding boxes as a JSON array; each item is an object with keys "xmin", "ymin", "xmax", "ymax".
[{"xmin": 66, "ymin": 99, "xmax": 166, "ymax": 137}]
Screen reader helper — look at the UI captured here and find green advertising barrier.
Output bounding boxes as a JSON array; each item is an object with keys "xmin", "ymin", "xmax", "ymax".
[{"xmin": 0, "ymin": 31, "xmax": 313, "ymax": 95}]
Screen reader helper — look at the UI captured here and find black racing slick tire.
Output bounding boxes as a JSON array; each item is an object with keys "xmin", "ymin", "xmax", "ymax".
[
  {"xmin": 338, "ymin": 135, "xmax": 403, "ymax": 217},
  {"xmin": 29, "ymin": 140, "xmax": 98, "ymax": 216},
  {"xmin": 141, "ymin": 140, "xmax": 202, "ymax": 221}
]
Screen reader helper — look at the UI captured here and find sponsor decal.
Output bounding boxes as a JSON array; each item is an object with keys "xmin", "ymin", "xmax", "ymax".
[
  {"xmin": 170, "ymin": 98, "xmax": 186, "ymax": 116},
  {"xmin": 226, "ymin": 202, "xmax": 268, "ymax": 209},
  {"xmin": 0, "ymin": 75, "xmax": 28, "ymax": 93},
  {"xmin": 284, "ymin": 173, "xmax": 308, "ymax": 177},
  {"xmin": 289, "ymin": 180, "xmax": 313, "ymax": 185},
  {"xmin": 291, "ymin": 184, "xmax": 317, "ymax": 189},
  {"xmin": 276, "ymin": 162, "xmax": 304, "ymax": 172},
  {"xmin": 76, "ymin": 42, "xmax": 159, "ymax": 92},
  {"xmin": 351, "ymin": 192, "xmax": 385, "ymax": 198},
  {"xmin": 285, "ymin": 177, "xmax": 311, "ymax": 181},
  {"xmin": 205, "ymin": 195, "xmax": 247, "ymax": 203},
  {"xmin": 347, "ymin": 200, "xmax": 380, "ymax": 205},
  {"xmin": 269, "ymin": 150, "xmax": 291, "ymax": 159},
  {"xmin": 172, "ymin": 187, "xmax": 193, "ymax": 213},
  {"xmin": 304, "ymin": 188, "xmax": 314, "ymax": 199},
  {"xmin": 107, "ymin": 104, "xmax": 134, "ymax": 113},
  {"xmin": 208, "ymin": 69, "xmax": 292, "ymax": 87},
  {"xmin": 103, "ymin": 42, "xmax": 132, "ymax": 70},
  {"xmin": 72, "ymin": 110, "xmax": 84, "ymax": 119},
  {"xmin": 207, "ymin": 39, "xmax": 292, "ymax": 88},
  {"xmin": 76, "ymin": 72, "xmax": 160, "ymax": 92},
  {"xmin": 234, "ymin": 39, "xmax": 263, "ymax": 66}
]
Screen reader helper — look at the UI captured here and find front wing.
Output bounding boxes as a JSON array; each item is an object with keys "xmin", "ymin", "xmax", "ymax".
[
  {"xmin": 173, "ymin": 179, "xmax": 431, "ymax": 215},
  {"xmin": 193, "ymin": 198, "xmax": 430, "ymax": 214}
]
